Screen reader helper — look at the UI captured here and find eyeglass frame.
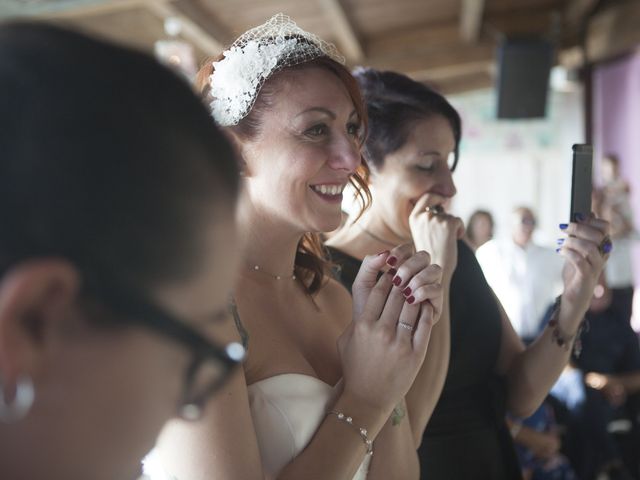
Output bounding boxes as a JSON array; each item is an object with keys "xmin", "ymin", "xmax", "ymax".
[{"xmin": 80, "ymin": 271, "xmax": 245, "ymax": 421}]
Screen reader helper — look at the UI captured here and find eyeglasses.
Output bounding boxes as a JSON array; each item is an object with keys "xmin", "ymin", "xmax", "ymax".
[{"xmin": 84, "ymin": 274, "xmax": 245, "ymax": 421}]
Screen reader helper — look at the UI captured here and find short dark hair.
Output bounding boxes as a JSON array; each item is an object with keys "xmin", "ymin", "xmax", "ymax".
[
  {"xmin": 466, "ymin": 210, "xmax": 494, "ymax": 243},
  {"xmin": 352, "ymin": 67, "xmax": 462, "ymax": 172},
  {"xmin": 0, "ymin": 22, "xmax": 239, "ymax": 293}
]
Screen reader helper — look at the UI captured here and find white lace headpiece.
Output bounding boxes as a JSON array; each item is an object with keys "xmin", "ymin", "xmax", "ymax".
[{"xmin": 209, "ymin": 13, "xmax": 345, "ymax": 126}]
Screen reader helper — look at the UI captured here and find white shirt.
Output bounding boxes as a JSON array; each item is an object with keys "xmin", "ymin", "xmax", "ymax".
[{"xmin": 476, "ymin": 238, "xmax": 563, "ymax": 339}]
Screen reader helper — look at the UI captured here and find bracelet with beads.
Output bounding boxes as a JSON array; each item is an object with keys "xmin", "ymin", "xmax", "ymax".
[{"xmin": 327, "ymin": 410, "xmax": 374, "ymax": 456}]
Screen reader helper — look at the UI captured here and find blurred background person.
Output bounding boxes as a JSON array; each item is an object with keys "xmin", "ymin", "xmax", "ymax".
[
  {"xmin": 0, "ymin": 22, "xmax": 243, "ymax": 480},
  {"xmin": 477, "ymin": 207, "xmax": 563, "ymax": 343},
  {"xmin": 545, "ymin": 273, "xmax": 640, "ymax": 480},
  {"xmin": 508, "ymin": 402, "xmax": 577, "ymax": 480},
  {"xmin": 466, "ymin": 209, "xmax": 495, "ymax": 251},
  {"xmin": 598, "ymin": 153, "xmax": 637, "ymax": 325}
]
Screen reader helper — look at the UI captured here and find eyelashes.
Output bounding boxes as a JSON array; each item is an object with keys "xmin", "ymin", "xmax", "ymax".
[
  {"xmin": 305, "ymin": 124, "xmax": 329, "ymax": 137},
  {"xmin": 303, "ymin": 122, "xmax": 362, "ymax": 141}
]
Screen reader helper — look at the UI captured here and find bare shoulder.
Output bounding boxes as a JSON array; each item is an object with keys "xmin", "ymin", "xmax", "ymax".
[
  {"xmin": 153, "ymin": 366, "xmax": 264, "ymax": 480},
  {"xmin": 314, "ymin": 276, "xmax": 353, "ymax": 328}
]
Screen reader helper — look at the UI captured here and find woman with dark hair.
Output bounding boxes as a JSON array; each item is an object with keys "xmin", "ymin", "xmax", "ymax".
[
  {"xmin": 0, "ymin": 22, "xmax": 244, "ymax": 480},
  {"xmin": 326, "ymin": 68, "xmax": 610, "ymax": 479},
  {"xmin": 147, "ymin": 15, "xmax": 445, "ymax": 480},
  {"xmin": 466, "ymin": 209, "xmax": 495, "ymax": 251}
]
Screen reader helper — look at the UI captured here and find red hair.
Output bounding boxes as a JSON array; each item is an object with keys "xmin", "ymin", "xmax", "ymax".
[{"xmin": 196, "ymin": 55, "xmax": 371, "ymax": 295}]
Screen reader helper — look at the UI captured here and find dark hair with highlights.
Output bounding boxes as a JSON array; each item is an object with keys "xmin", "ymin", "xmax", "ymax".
[
  {"xmin": 197, "ymin": 54, "xmax": 371, "ymax": 295},
  {"xmin": 352, "ymin": 67, "xmax": 462, "ymax": 172}
]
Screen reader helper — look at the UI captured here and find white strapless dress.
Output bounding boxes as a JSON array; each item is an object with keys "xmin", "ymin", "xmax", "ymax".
[
  {"xmin": 142, "ymin": 373, "xmax": 370, "ymax": 480},
  {"xmin": 249, "ymin": 373, "xmax": 370, "ymax": 480}
]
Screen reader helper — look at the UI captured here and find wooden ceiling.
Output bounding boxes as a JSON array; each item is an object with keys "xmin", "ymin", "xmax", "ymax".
[{"xmin": 2, "ymin": 0, "xmax": 639, "ymax": 94}]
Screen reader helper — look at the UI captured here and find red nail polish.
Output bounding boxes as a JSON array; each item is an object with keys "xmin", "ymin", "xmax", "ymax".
[
  {"xmin": 406, "ymin": 295, "xmax": 415, "ymax": 304},
  {"xmin": 387, "ymin": 268, "xmax": 397, "ymax": 276},
  {"xmin": 393, "ymin": 276, "xmax": 402, "ymax": 286},
  {"xmin": 378, "ymin": 250, "xmax": 390, "ymax": 256},
  {"xmin": 387, "ymin": 256, "xmax": 398, "ymax": 266},
  {"xmin": 402, "ymin": 286, "xmax": 412, "ymax": 296}
]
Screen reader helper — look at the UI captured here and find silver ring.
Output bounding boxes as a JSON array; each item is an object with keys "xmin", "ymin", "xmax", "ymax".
[
  {"xmin": 425, "ymin": 205, "xmax": 444, "ymax": 216},
  {"xmin": 397, "ymin": 321, "xmax": 414, "ymax": 332}
]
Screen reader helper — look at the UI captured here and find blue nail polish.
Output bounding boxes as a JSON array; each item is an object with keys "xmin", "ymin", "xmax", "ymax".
[
  {"xmin": 559, "ymin": 223, "xmax": 568, "ymax": 230},
  {"xmin": 555, "ymin": 247, "xmax": 562, "ymax": 253},
  {"xmin": 576, "ymin": 213, "xmax": 585, "ymax": 222},
  {"xmin": 556, "ymin": 238, "xmax": 565, "ymax": 245}
]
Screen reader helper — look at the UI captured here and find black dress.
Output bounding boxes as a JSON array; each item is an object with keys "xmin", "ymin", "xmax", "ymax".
[{"xmin": 327, "ymin": 241, "xmax": 522, "ymax": 480}]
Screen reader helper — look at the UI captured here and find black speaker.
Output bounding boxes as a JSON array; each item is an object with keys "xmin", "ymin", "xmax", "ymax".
[{"xmin": 496, "ymin": 38, "xmax": 554, "ymax": 119}]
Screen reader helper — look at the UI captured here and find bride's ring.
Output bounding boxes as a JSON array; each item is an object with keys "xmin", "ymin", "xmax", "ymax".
[
  {"xmin": 425, "ymin": 205, "xmax": 444, "ymax": 216},
  {"xmin": 397, "ymin": 321, "xmax": 414, "ymax": 332}
]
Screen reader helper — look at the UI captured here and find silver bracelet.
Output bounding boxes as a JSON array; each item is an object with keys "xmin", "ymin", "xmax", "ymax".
[{"xmin": 327, "ymin": 410, "xmax": 374, "ymax": 456}]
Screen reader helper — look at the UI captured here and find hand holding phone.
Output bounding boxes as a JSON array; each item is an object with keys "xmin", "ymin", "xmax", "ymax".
[{"xmin": 570, "ymin": 144, "xmax": 593, "ymax": 223}]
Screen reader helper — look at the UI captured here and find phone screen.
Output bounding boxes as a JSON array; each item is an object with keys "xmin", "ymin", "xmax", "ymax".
[{"xmin": 570, "ymin": 144, "xmax": 593, "ymax": 222}]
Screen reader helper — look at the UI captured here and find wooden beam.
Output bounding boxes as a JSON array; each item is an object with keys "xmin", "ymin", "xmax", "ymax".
[
  {"xmin": 432, "ymin": 71, "xmax": 493, "ymax": 95},
  {"xmin": 561, "ymin": 0, "xmax": 599, "ymax": 48},
  {"xmin": 483, "ymin": 8, "xmax": 557, "ymax": 37},
  {"xmin": 367, "ymin": 23, "xmax": 461, "ymax": 58},
  {"xmin": 318, "ymin": 0, "xmax": 365, "ymax": 63},
  {"xmin": 30, "ymin": 0, "xmax": 144, "ymax": 19},
  {"xmin": 586, "ymin": 1, "xmax": 640, "ymax": 63},
  {"xmin": 145, "ymin": 0, "xmax": 223, "ymax": 54},
  {"xmin": 460, "ymin": 0, "xmax": 485, "ymax": 43},
  {"xmin": 565, "ymin": 0, "xmax": 599, "ymax": 29},
  {"xmin": 171, "ymin": 0, "xmax": 233, "ymax": 47},
  {"xmin": 369, "ymin": 7, "xmax": 557, "ymax": 60},
  {"xmin": 411, "ymin": 60, "xmax": 493, "ymax": 83},
  {"xmin": 368, "ymin": 42, "xmax": 496, "ymax": 80}
]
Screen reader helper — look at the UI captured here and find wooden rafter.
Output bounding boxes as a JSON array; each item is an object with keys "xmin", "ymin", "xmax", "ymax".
[
  {"xmin": 171, "ymin": 0, "xmax": 233, "ymax": 47},
  {"xmin": 145, "ymin": 0, "xmax": 224, "ymax": 54},
  {"xmin": 33, "ymin": 0, "xmax": 144, "ymax": 19},
  {"xmin": 565, "ymin": 0, "xmax": 599, "ymax": 29},
  {"xmin": 368, "ymin": 42, "xmax": 495, "ymax": 81},
  {"xmin": 318, "ymin": 0, "xmax": 365, "ymax": 63},
  {"xmin": 586, "ymin": 0, "xmax": 640, "ymax": 63},
  {"xmin": 460, "ymin": 0, "xmax": 485, "ymax": 43}
]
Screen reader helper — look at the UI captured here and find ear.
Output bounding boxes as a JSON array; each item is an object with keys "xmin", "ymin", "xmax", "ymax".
[
  {"xmin": 221, "ymin": 128, "xmax": 251, "ymax": 177},
  {"xmin": 0, "ymin": 259, "xmax": 81, "ymax": 391}
]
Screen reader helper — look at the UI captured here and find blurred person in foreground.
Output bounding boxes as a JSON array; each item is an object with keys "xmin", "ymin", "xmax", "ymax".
[{"xmin": 0, "ymin": 22, "xmax": 243, "ymax": 480}]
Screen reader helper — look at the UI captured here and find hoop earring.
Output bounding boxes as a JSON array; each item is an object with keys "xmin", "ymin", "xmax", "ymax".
[{"xmin": 0, "ymin": 374, "xmax": 35, "ymax": 423}]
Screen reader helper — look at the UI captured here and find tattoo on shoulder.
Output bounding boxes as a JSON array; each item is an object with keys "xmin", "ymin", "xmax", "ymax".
[
  {"xmin": 391, "ymin": 403, "xmax": 405, "ymax": 426},
  {"xmin": 228, "ymin": 297, "xmax": 249, "ymax": 350}
]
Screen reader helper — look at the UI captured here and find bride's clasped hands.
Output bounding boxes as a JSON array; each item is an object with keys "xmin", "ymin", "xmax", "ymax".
[{"xmin": 338, "ymin": 245, "xmax": 443, "ymax": 417}]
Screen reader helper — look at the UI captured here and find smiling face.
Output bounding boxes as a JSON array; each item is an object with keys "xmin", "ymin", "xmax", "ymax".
[
  {"xmin": 369, "ymin": 115, "xmax": 457, "ymax": 239},
  {"xmin": 237, "ymin": 66, "xmax": 362, "ymax": 233}
]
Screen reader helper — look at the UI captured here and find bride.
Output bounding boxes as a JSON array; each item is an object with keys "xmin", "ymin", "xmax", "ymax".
[{"xmin": 145, "ymin": 14, "xmax": 445, "ymax": 480}]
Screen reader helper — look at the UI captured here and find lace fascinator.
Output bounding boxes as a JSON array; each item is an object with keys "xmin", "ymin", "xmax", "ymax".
[{"xmin": 209, "ymin": 13, "xmax": 345, "ymax": 126}]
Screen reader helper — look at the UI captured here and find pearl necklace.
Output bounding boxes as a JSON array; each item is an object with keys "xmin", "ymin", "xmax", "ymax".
[{"xmin": 251, "ymin": 264, "xmax": 296, "ymax": 281}]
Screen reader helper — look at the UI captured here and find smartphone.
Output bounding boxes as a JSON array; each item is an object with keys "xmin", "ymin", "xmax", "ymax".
[{"xmin": 569, "ymin": 144, "xmax": 593, "ymax": 223}]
